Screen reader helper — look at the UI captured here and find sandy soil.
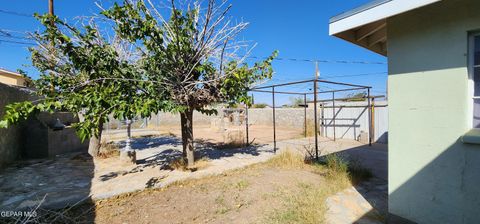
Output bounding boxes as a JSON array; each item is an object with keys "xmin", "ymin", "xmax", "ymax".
[{"xmin": 78, "ymin": 166, "xmax": 325, "ymax": 224}]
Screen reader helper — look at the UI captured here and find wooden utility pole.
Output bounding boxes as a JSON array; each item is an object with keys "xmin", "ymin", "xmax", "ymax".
[{"xmin": 49, "ymin": 0, "xmax": 54, "ymax": 16}]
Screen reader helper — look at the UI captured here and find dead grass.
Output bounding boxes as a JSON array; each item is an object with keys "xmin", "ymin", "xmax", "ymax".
[
  {"xmin": 97, "ymin": 140, "xmax": 120, "ymax": 159},
  {"xmin": 264, "ymin": 149, "xmax": 308, "ymax": 169},
  {"xmin": 47, "ymin": 149, "xmax": 372, "ymax": 224},
  {"xmin": 168, "ymin": 157, "xmax": 210, "ymax": 171},
  {"xmin": 265, "ymin": 150, "xmax": 370, "ymax": 224},
  {"xmin": 304, "ymin": 120, "xmax": 317, "ymax": 137}
]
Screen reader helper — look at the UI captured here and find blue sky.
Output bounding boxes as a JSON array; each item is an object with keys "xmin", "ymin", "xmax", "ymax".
[{"xmin": 0, "ymin": 0, "xmax": 387, "ymax": 105}]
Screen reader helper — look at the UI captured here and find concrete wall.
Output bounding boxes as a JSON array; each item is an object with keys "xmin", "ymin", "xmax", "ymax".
[
  {"xmin": 387, "ymin": 0, "xmax": 480, "ymax": 222},
  {"xmin": 23, "ymin": 112, "xmax": 88, "ymax": 158},
  {"xmin": 0, "ymin": 83, "xmax": 35, "ymax": 167},
  {"xmin": 149, "ymin": 111, "xmax": 215, "ymax": 126},
  {"xmin": 0, "ymin": 83, "xmax": 88, "ymax": 167},
  {"xmin": 136, "ymin": 102, "xmax": 388, "ymax": 143}
]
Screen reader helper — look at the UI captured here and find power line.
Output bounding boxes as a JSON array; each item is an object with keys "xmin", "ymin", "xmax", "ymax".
[
  {"xmin": 0, "ymin": 33, "xmax": 32, "ymax": 41},
  {"xmin": 245, "ymin": 55, "xmax": 387, "ymax": 65},
  {"xmin": 320, "ymin": 72, "xmax": 387, "ymax": 79},
  {"xmin": 0, "ymin": 9, "xmax": 34, "ymax": 18},
  {"xmin": 0, "ymin": 28, "xmax": 28, "ymax": 34},
  {"xmin": 0, "ymin": 39, "xmax": 35, "ymax": 46},
  {"xmin": 270, "ymin": 72, "xmax": 387, "ymax": 82}
]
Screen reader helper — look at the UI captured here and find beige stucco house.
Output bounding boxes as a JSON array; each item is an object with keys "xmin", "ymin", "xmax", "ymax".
[
  {"xmin": 330, "ymin": 0, "xmax": 480, "ymax": 223},
  {"xmin": 0, "ymin": 68, "xmax": 27, "ymax": 87}
]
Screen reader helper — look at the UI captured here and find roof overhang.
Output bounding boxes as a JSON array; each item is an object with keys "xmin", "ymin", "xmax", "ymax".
[
  {"xmin": 0, "ymin": 68, "xmax": 24, "ymax": 78},
  {"xmin": 329, "ymin": 0, "xmax": 442, "ymax": 56}
]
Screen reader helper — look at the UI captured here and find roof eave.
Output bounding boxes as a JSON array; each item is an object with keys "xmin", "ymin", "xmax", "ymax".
[
  {"xmin": 329, "ymin": 0, "xmax": 442, "ymax": 56},
  {"xmin": 0, "ymin": 69, "xmax": 24, "ymax": 78}
]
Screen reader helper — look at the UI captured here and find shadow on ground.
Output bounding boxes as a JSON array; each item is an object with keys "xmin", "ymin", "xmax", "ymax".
[
  {"xmin": 111, "ymin": 135, "xmax": 269, "ymax": 174},
  {"xmin": 0, "ymin": 153, "xmax": 96, "ymax": 223}
]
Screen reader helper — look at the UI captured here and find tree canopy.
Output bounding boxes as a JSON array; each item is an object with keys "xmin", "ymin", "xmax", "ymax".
[
  {"xmin": 0, "ymin": 13, "xmax": 171, "ymax": 155},
  {"xmin": 1, "ymin": 0, "xmax": 277, "ymax": 164},
  {"xmin": 103, "ymin": 0, "xmax": 277, "ymax": 165}
]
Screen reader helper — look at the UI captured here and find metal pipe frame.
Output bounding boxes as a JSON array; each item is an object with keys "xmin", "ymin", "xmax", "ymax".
[
  {"xmin": 313, "ymin": 79, "xmax": 319, "ymax": 160},
  {"xmin": 250, "ymin": 89, "xmax": 308, "ymax": 95},
  {"xmin": 251, "ymin": 79, "xmax": 316, "ymax": 90},
  {"xmin": 367, "ymin": 88, "xmax": 372, "ymax": 146},
  {"xmin": 253, "ymin": 87, "xmax": 370, "ymax": 96},
  {"xmin": 315, "ymin": 87, "xmax": 369, "ymax": 95},
  {"xmin": 272, "ymin": 86, "xmax": 277, "ymax": 153},
  {"xmin": 321, "ymin": 103, "xmax": 325, "ymax": 137},
  {"xmin": 245, "ymin": 103, "xmax": 249, "ymax": 146},
  {"xmin": 304, "ymin": 94, "xmax": 307, "ymax": 138},
  {"xmin": 332, "ymin": 92, "xmax": 336, "ymax": 141},
  {"xmin": 317, "ymin": 79, "xmax": 371, "ymax": 88},
  {"xmin": 371, "ymin": 97, "xmax": 375, "ymax": 146},
  {"xmin": 245, "ymin": 79, "xmax": 374, "ymax": 157},
  {"xmin": 251, "ymin": 79, "xmax": 370, "ymax": 91},
  {"xmin": 314, "ymin": 94, "xmax": 384, "ymax": 103}
]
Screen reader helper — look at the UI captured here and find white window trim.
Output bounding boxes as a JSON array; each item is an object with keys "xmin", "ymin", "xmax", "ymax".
[{"xmin": 468, "ymin": 32, "xmax": 480, "ymax": 128}]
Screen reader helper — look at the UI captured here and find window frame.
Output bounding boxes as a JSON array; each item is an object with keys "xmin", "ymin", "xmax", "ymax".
[{"xmin": 469, "ymin": 32, "xmax": 480, "ymax": 128}]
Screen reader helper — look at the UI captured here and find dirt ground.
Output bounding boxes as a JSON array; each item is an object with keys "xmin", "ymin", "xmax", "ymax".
[
  {"xmin": 89, "ymin": 168, "xmax": 323, "ymax": 224},
  {"xmin": 103, "ymin": 124, "xmax": 304, "ymax": 145},
  {"xmin": 0, "ymin": 125, "xmax": 386, "ymax": 224},
  {"xmin": 58, "ymin": 149, "xmax": 368, "ymax": 224}
]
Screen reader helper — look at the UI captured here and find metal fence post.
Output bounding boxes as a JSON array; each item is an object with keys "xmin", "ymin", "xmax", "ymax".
[
  {"xmin": 367, "ymin": 88, "xmax": 372, "ymax": 146},
  {"xmin": 333, "ymin": 92, "xmax": 336, "ymax": 141},
  {"xmin": 245, "ymin": 104, "xmax": 249, "ymax": 146},
  {"xmin": 313, "ymin": 80, "xmax": 319, "ymax": 160},
  {"xmin": 272, "ymin": 86, "xmax": 277, "ymax": 153},
  {"xmin": 304, "ymin": 93, "xmax": 307, "ymax": 138}
]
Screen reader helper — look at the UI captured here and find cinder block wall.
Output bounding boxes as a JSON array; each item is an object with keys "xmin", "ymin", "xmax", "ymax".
[
  {"xmin": 387, "ymin": 0, "xmax": 480, "ymax": 222},
  {"xmin": 136, "ymin": 102, "xmax": 389, "ymax": 143},
  {"xmin": 0, "ymin": 83, "xmax": 36, "ymax": 168}
]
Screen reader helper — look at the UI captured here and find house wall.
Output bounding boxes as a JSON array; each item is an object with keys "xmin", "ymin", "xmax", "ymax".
[
  {"xmin": 387, "ymin": 0, "xmax": 480, "ymax": 222},
  {"xmin": 0, "ymin": 73, "xmax": 26, "ymax": 87}
]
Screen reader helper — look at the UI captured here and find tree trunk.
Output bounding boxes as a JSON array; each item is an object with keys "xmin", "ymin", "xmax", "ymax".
[
  {"xmin": 88, "ymin": 120, "xmax": 104, "ymax": 157},
  {"xmin": 180, "ymin": 109, "xmax": 195, "ymax": 167}
]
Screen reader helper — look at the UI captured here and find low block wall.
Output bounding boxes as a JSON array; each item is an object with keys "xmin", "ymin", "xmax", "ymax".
[
  {"xmin": 0, "ymin": 83, "xmax": 36, "ymax": 168},
  {"xmin": 109, "ymin": 102, "xmax": 388, "ymax": 144},
  {"xmin": 0, "ymin": 83, "xmax": 88, "ymax": 168},
  {"xmin": 246, "ymin": 102, "xmax": 388, "ymax": 143}
]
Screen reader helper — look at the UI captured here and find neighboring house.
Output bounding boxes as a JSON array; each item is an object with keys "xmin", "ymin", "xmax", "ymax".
[
  {"xmin": 330, "ymin": 0, "xmax": 480, "ymax": 223},
  {"xmin": 0, "ymin": 68, "xmax": 27, "ymax": 87}
]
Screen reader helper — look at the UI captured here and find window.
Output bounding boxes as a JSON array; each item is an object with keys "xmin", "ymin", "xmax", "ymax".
[{"xmin": 472, "ymin": 34, "xmax": 480, "ymax": 128}]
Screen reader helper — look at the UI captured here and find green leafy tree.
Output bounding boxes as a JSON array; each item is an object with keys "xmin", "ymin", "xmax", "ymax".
[
  {"xmin": 252, "ymin": 103, "xmax": 268, "ymax": 109},
  {"xmin": 0, "ymin": 14, "xmax": 168, "ymax": 156},
  {"xmin": 16, "ymin": 69, "xmax": 34, "ymax": 88},
  {"xmin": 345, "ymin": 91, "xmax": 367, "ymax": 101},
  {"xmin": 288, "ymin": 96, "xmax": 310, "ymax": 108},
  {"xmin": 103, "ymin": 0, "xmax": 277, "ymax": 166}
]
